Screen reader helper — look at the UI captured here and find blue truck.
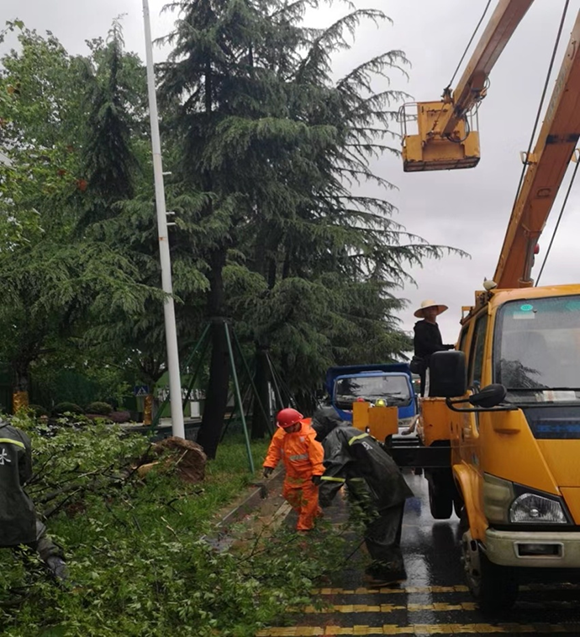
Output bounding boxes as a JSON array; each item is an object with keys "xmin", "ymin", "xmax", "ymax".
[{"xmin": 324, "ymin": 363, "xmax": 418, "ymax": 434}]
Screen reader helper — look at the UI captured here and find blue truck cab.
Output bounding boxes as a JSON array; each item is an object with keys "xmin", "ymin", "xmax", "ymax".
[{"xmin": 325, "ymin": 363, "xmax": 418, "ymax": 432}]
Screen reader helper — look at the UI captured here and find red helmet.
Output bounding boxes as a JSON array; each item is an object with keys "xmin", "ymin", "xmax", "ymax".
[{"xmin": 276, "ymin": 408, "xmax": 304, "ymax": 428}]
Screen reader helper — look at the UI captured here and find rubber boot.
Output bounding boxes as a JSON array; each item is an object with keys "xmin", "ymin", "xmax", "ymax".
[
  {"xmin": 364, "ymin": 561, "xmax": 407, "ymax": 588},
  {"xmin": 46, "ymin": 556, "xmax": 68, "ymax": 582}
]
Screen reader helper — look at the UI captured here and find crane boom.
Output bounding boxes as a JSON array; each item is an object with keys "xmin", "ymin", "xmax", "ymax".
[
  {"xmin": 402, "ymin": 0, "xmax": 534, "ymax": 171},
  {"xmin": 494, "ymin": 11, "xmax": 580, "ymax": 289},
  {"xmin": 439, "ymin": 0, "xmax": 535, "ymax": 137}
]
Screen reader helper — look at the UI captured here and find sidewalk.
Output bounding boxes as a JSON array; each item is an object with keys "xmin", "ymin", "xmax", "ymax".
[{"xmin": 120, "ymin": 417, "xmax": 201, "ymax": 441}]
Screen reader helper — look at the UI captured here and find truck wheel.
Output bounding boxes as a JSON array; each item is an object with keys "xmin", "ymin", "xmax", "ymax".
[
  {"xmin": 428, "ymin": 480, "xmax": 453, "ymax": 519},
  {"xmin": 461, "ymin": 529, "xmax": 518, "ymax": 613}
]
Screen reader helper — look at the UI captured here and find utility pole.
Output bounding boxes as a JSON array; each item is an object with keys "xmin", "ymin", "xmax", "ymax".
[{"xmin": 142, "ymin": 0, "xmax": 185, "ymax": 439}]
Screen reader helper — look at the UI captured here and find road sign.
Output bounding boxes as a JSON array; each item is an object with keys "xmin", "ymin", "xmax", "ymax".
[{"xmin": 133, "ymin": 385, "xmax": 150, "ymax": 397}]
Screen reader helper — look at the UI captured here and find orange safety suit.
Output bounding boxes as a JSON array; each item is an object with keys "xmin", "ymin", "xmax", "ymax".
[{"xmin": 263, "ymin": 420, "xmax": 325, "ymax": 531}]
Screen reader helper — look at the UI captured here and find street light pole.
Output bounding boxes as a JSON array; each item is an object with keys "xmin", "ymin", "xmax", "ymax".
[{"xmin": 142, "ymin": 0, "xmax": 185, "ymax": 439}]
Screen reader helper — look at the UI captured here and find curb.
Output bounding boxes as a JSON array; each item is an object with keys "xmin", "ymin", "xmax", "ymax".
[
  {"xmin": 216, "ymin": 466, "xmax": 285, "ymax": 530},
  {"xmin": 201, "ymin": 467, "xmax": 287, "ymax": 552}
]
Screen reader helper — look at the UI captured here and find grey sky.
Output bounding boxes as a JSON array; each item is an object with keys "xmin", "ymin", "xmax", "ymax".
[{"xmin": 2, "ymin": 1, "xmax": 579, "ymax": 345}]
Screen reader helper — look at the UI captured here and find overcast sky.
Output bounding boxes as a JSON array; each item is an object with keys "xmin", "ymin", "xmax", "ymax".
[{"xmin": 2, "ymin": 0, "xmax": 579, "ymax": 345}]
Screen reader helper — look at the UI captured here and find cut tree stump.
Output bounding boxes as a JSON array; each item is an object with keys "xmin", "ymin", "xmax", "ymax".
[{"xmin": 137, "ymin": 437, "xmax": 207, "ymax": 483}]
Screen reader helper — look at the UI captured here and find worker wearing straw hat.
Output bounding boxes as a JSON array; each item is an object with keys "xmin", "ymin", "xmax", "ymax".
[{"xmin": 412, "ymin": 300, "xmax": 455, "ymax": 396}]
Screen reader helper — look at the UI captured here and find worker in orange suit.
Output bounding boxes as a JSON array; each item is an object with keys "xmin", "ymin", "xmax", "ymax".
[{"xmin": 262, "ymin": 408, "xmax": 325, "ymax": 532}]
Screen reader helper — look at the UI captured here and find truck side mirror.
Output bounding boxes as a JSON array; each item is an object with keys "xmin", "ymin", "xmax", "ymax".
[
  {"xmin": 429, "ymin": 351, "xmax": 467, "ymax": 397},
  {"xmin": 469, "ymin": 384, "xmax": 506, "ymax": 408}
]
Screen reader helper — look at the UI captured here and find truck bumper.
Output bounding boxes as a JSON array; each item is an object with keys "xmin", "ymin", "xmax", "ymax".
[{"xmin": 486, "ymin": 528, "xmax": 580, "ymax": 568}]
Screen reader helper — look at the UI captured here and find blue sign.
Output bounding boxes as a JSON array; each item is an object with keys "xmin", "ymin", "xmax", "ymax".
[{"xmin": 133, "ymin": 385, "xmax": 150, "ymax": 397}]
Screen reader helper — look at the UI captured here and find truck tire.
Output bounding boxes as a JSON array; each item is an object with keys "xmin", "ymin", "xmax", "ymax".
[
  {"xmin": 461, "ymin": 528, "xmax": 518, "ymax": 613},
  {"xmin": 428, "ymin": 479, "xmax": 453, "ymax": 519}
]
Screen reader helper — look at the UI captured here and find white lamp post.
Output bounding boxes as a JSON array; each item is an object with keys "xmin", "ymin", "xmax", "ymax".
[{"xmin": 142, "ymin": 0, "xmax": 185, "ymax": 439}]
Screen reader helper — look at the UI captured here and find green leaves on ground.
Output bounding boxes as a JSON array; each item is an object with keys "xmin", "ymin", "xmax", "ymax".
[{"xmin": 0, "ymin": 419, "xmax": 351, "ymax": 636}]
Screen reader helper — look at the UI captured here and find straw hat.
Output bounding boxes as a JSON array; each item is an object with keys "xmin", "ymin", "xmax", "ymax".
[{"xmin": 414, "ymin": 299, "xmax": 449, "ymax": 318}]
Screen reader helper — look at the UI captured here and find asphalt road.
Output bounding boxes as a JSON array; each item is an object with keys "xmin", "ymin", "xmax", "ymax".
[{"xmin": 257, "ymin": 471, "xmax": 580, "ymax": 636}]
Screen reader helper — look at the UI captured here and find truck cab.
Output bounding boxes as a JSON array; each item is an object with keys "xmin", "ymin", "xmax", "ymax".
[
  {"xmin": 325, "ymin": 363, "xmax": 418, "ymax": 436},
  {"xmin": 427, "ymin": 285, "xmax": 580, "ymax": 611}
]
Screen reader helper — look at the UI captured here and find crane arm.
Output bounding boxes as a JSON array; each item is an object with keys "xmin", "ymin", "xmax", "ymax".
[
  {"xmin": 494, "ymin": 11, "xmax": 580, "ymax": 289},
  {"xmin": 402, "ymin": 0, "xmax": 535, "ymax": 171},
  {"xmin": 438, "ymin": 0, "xmax": 535, "ymax": 137}
]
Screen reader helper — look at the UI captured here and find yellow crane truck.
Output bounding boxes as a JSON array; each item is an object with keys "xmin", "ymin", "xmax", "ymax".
[{"xmin": 398, "ymin": 0, "xmax": 580, "ymax": 611}]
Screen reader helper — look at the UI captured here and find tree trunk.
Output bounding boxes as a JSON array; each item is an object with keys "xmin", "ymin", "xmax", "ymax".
[
  {"xmin": 251, "ymin": 237, "xmax": 278, "ymax": 438},
  {"xmin": 196, "ymin": 248, "xmax": 229, "ymax": 459}
]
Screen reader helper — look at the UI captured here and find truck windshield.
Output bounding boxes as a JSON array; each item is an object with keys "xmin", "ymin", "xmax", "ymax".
[
  {"xmin": 334, "ymin": 374, "xmax": 411, "ymax": 408},
  {"xmin": 494, "ymin": 296, "xmax": 580, "ymax": 403}
]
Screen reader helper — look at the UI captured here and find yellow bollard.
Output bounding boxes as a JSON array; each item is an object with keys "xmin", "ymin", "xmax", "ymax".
[
  {"xmin": 143, "ymin": 393, "xmax": 153, "ymax": 426},
  {"xmin": 12, "ymin": 390, "xmax": 29, "ymax": 413}
]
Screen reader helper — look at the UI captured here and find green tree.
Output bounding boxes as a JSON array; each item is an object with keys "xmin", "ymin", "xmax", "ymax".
[
  {"xmin": 224, "ymin": 2, "xmax": 466, "ymax": 430},
  {"xmin": 0, "ymin": 24, "xmax": 157, "ymax": 407},
  {"xmin": 0, "ymin": 22, "xmax": 84, "ymax": 248},
  {"xmin": 159, "ymin": 0, "xmax": 288, "ymax": 456},
  {"xmin": 76, "ymin": 20, "xmax": 150, "ymax": 231},
  {"xmin": 159, "ymin": 0, "xmax": 465, "ymax": 453},
  {"xmin": 71, "ymin": 20, "xmax": 173, "ymax": 416}
]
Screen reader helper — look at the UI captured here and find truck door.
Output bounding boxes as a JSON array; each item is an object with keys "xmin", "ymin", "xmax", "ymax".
[{"xmin": 459, "ymin": 312, "xmax": 488, "ymax": 472}]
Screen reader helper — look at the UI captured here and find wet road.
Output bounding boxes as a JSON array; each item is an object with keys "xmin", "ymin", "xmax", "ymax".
[{"xmin": 257, "ymin": 472, "xmax": 580, "ymax": 636}]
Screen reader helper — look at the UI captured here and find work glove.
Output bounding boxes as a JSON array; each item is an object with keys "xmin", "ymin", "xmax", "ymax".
[
  {"xmin": 262, "ymin": 467, "xmax": 274, "ymax": 479},
  {"xmin": 311, "ymin": 475, "xmax": 322, "ymax": 486}
]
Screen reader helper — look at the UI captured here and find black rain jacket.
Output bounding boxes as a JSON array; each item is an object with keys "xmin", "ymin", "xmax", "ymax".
[
  {"xmin": 0, "ymin": 423, "xmax": 37, "ymax": 546},
  {"xmin": 311, "ymin": 405, "xmax": 347, "ymax": 442},
  {"xmin": 318, "ymin": 426, "xmax": 413, "ymax": 515},
  {"xmin": 413, "ymin": 320, "xmax": 453, "ymax": 361}
]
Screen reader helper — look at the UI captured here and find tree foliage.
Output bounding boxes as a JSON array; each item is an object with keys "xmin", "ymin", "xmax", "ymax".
[
  {"xmin": 159, "ymin": 0, "xmax": 465, "ymax": 445},
  {"xmin": 0, "ymin": 9, "xmax": 472, "ymax": 634},
  {"xmin": 0, "ymin": 22, "xmax": 159, "ymax": 399},
  {"xmin": 0, "ymin": 417, "xmax": 350, "ymax": 636},
  {"xmin": 0, "ymin": 8, "xmax": 466, "ymax": 450}
]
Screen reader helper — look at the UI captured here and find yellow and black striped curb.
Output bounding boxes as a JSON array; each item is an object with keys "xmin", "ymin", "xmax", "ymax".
[
  {"xmin": 311, "ymin": 586, "xmax": 469, "ymax": 595},
  {"xmin": 293, "ymin": 600, "xmax": 580, "ymax": 614},
  {"xmin": 256, "ymin": 623, "xmax": 580, "ymax": 636},
  {"xmin": 293, "ymin": 603, "xmax": 478, "ymax": 613},
  {"xmin": 310, "ymin": 583, "xmax": 580, "ymax": 596}
]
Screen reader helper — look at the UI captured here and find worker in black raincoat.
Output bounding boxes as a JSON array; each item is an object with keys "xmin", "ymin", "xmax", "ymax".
[
  {"xmin": 412, "ymin": 299, "xmax": 455, "ymax": 396},
  {"xmin": 0, "ymin": 421, "xmax": 67, "ymax": 580},
  {"xmin": 310, "ymin": 403, "xmax": 345, "ymax": 442},
  {"xmin": 311, "ymin": 407, "xmax": 413, "ymax": 586}
]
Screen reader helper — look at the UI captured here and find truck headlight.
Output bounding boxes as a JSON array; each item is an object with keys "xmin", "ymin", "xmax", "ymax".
[
  {"xmin": 483, "ymin": 474, "xmax": 514, "ymax": 524},
  {"xmin": 509, "ymin": 493, "xmax": 567, "ymax": 524}
]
